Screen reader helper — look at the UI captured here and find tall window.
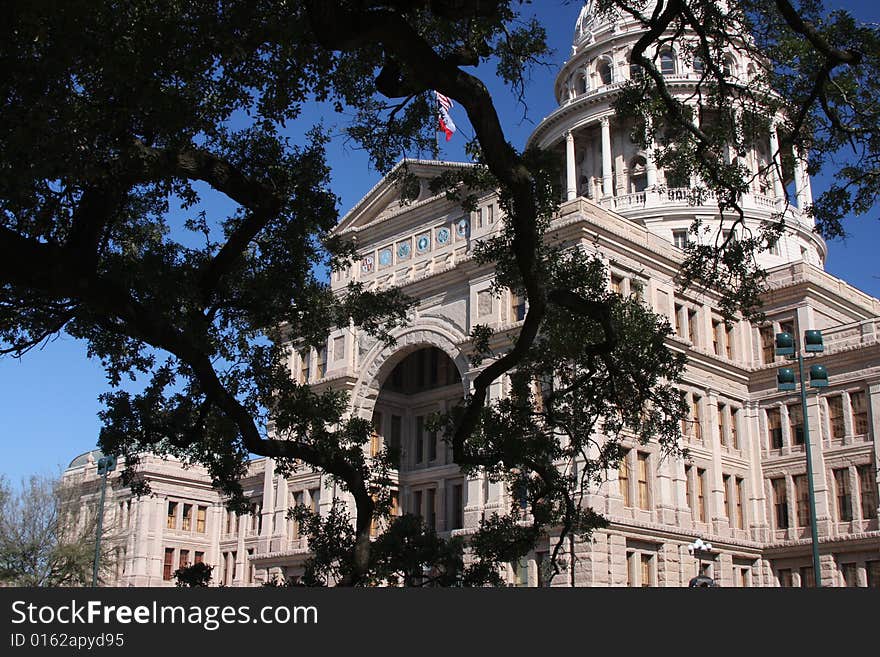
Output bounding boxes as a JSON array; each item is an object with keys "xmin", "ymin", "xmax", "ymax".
[
  {"xmin": 767, "ymin": 408, "xmax": 782, "ymax": 449},
  {"xmin": 674, "ymin": 304, "xmax": 685, "ymax": 338},
  {"xmin": 598, "ymin": 60, "xmax": 612, "ymax": 85},
  {"xmin": 690, "ymin": 394, "xmax": 702, "ymax": 442},
  {"xmin": 299, "ymin": 349, "xmax": 311, "ymax": 384},
  {"xmin": 629, "ymin": 156, "xmax": 647, "ymax": 193},
  {"xmin": 841, "ymin": 563, "xmax": 858, "ymax": 587},
  {"xmin": 163, "ymin": 548, "xmax": 174, "ymax": 581},
  {"xmin": 718, "ymin": 403, "xmax": 727, "ymax": 445},
  {"xmin": 867, "ymin": 561, "xmax": 880, "ymax": 588},
  {"xmin": 735, "ymin": 477, "xmax": 745, "ymax": 529},
  {"xmin": 730, "ymin": 408, "xmax": 739, "ymax": 449},
  {"xmin": 712, "ymin": 320, "xmax": 723, "ymax": 357},
  {"xmin": 659, "ymin": 49, "xmax": 676, "ymax": 75},
  {"xmin": 510, "ymin": 292, "xmax": 526, "ymax": 322},
  {"xmin": 725, "ymin": 325, "xmax": 734, "ymax": 359},
  {"xmin": 788, "ymin": 404, "xmax": 804, "ymax": 446},
  {"xmin": 610, "ymin": 274, "xmax": 623, "ymax": 294},
  {"xmin": 800, "ymin": 566, "xmax": 815, "ymax": 588},
  {"xmin": 684, "ymin": 465, "xmax": 693, "ymax": 512},
  {"xmin": 428, "ymin": 423, "xmax": 438, "ymax": 462},
  {"xmin": 687, "ymin": 309, "xmax": 699, "ymax": 345},
  {"xmin": 637, "ymin": 452, "xmax": 650, "ymax": 510},
  {"xmin": 167, "ymin": 501, "xmax": 177, "ymax": 530},
  {"xmin": 722, "ymin": 474, "xmax": 731, "ymax": 519},
  {"xmin": 412, "ymin": 490, "xmax": 423, "ymax": 519},
  {"xmin": 827, "ymin": 396, "xmax": 845, "ymax": 440},
  {"xmin": 760, "ymin": 326, "xmax": 775, "ymax": 364},
  {"xmin": 851, "ymin": 391, "xmax": 868, "ymax": 435},
  {"xmin": 772, "ymin": 478, "xmax": 788, "ymax": 529},
  {"xmin": 672, "ymin": 229, "xmax": 689, "ymax": 250},
  {"xmin": 692, "ymin": 53, "xmax": 705, "ymax": 74},
  {"xmin": 619, "ymin": 451, "xmax": 631, "ymax": 507},
  {"xmin": 640, "ymin": 554, "xmax": 654, "ymax": 587},
  {"xmin": 181, "ymin": 504, "xmax": 192, "ymax": 531},
  {"xmin": 426, "ymin": 489, "xmax": 436, "ymax": 531},
  {"xmin": 794, "ymin": 474, "xmax": 810, "ymax": 527},
  {"xmin": 370, "ymin": 412, "xmax": 383, "ymax": 458},
  {"xmin": 390, "ymin": 415, "xmax": 402, "ymax": 466},
  {"xmin": 778, "ymin": 568, "xmax": 793, "ymax": 587},
  {"xmin": 629, "ymin": 61, "xmax": 643, "ymax": 80},
  {"xmin": 291, "ymin": 491, "xmax": 304, "ymax": 539},
  {"xmin": 696, "ymin": 468, "xmax": 707, "ymax": 522},
  {"xmin": 449, "ymin": 484, "xmax": 464, "ymax": 530},
  {"xmin": 316, "ymin": 345, "xmax": 327, "ymax": 379},
  {"xmin": 194, "ymin": 551, "xmax": 204, "ymax": 565},
  {"xmin": 179, "ymin": 549, "xmax": 189, "ymax": 570},
  {"xmin": 858, "ymin": 464, "xmax": 878, "ymax": 520},
  {"xmin": 834, "ymin": 468, "xmax": 852, "ymax": 521},
  {"xmin": 415, "ymin": 415, "xmax": 425, "ymax": 463},
  {"xmin": 196, "ymin": 506, "xmax": 207, "ymax": 533}
]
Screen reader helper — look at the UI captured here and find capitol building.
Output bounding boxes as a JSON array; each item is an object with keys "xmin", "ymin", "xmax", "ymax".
[{"xmin": 64, "ymin": 2, "xmax": 879, "ymax": 587}]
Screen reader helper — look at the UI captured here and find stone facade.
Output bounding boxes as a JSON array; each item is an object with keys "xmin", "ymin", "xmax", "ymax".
[{"xmin": 63, "ymin": 2, "xmax": 879, "ymax": 587}]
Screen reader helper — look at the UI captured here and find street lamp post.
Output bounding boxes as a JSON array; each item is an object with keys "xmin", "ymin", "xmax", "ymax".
[
  {"xmin": 775, "ymin": 327, "xmax": 827, "ymax": 588},
  {"xmin": 91, "ymin": 455, "xmax": 117, "ymax": 587},
  {"xmin": 687, "ymin": 538, "xmax": 716, "ymax": 586}
]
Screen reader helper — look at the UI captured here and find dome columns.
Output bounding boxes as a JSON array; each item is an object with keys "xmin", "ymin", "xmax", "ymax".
[
  {"xmin": 793, "ymin": 150, "xmax": 814, "ymax": 220},
  {"xmin": 768, "ymin": 122, "xmax": 785, "ymax": 200},
  {"xmin": 601, "ymin": 116, "xmax": 614, "ymax": 197},
  {"xmin": 566, "ymin": 130, "xmax": 577, "ymax": 201}
]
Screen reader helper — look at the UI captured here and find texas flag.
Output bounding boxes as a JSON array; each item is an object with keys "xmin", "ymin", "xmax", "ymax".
[{"xmin": 435, "ymin": 91, "xmax": 456, "ymax": 141}]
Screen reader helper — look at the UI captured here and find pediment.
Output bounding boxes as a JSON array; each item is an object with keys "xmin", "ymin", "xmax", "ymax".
[{"xmin": 333, "ymin": 159, "xmax": 474, "ymax": 237}]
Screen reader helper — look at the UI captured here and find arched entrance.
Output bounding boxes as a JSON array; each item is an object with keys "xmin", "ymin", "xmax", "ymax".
[{"xmin": 369, "ymin": 346, "xmax": 466, "ymax": 534}]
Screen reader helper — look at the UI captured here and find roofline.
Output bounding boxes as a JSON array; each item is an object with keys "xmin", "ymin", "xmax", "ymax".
[{"xmin": 335, "ymin": 158, "xmax": 475, "ymax": 234}]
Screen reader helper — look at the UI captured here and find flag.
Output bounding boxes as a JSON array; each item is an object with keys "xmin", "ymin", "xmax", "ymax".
[{"xmin": 435, "ymin": 91, "xmax": 456, "ymax": 141}]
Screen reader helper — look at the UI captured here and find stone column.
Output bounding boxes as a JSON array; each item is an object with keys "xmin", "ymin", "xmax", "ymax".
[
  {"xmin": 272, "ymin": 474, "xmax": 288, "ymax": 552},
  {"xmin": 644, "ymin": 117, "xmax": 658, "ymax": 189},
  {"xmin": 805, "ymin": 390, "xmax": 832, "ymax": 534},
  {"xmin": 259, "ymin": 458, "xmax": 275, "ymax": 553},
  {"xmin": 867, "ymin": 382, "xmax": 880, "ymax": 519},
  {"xmin": 565, "ymin": 130, "xmax": 577, "ymax": 201},
  {"xmin": 706, "ymin": 393, "xmax": 726, "ymax": 533},
  {"xmin": 793, "ymin": 148, "xmax": 813, "ymax": 209},
  {"xmin": 769, "ymin": 123, "xmax": 785, "ymax": 199},
  {"xmin": 601, "ymin": 117, "xmax": 613, "ymax": 198}
]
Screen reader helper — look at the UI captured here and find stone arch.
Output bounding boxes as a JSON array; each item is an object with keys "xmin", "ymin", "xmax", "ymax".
[
  {"xmin": 350, "ymin": 325, "xmax": 470, "ymax": 421},
  {"xmin": 629, "ymin": 154, "xmax": 648, "ymax": 193},
  {"xmin": 658, "ymin": 47, "xmax": 677, "ymax": 75},
  {"xmin": 596, "ymin": 55, "xmax": 614, "ymax": 85}
]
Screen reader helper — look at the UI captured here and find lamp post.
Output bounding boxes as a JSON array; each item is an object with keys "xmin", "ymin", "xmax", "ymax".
[
  {"xmin": 775, "ymin": 327, "xmax": 826, "ymax": 588},
  {"xmin": 91, "ymin": 455, "xmax": 117, "ymax": 587},
  {"xmin": 687, "ymin": 538, "xmax": 716, "ymax": 586}
]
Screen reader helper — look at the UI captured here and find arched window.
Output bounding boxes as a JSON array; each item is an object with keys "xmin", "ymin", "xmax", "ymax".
[
  {"xmin": 659, "ymin": 50, "xmax": 676, "ymax": 75},
  {"xmin": 598, "ymin": 60, "xmax": 613, "ymax": 85},
  {"xmin": 692, "ymin": 54, "xmax": 705, "ymax": 74},
  {"xmin": 746, "ymin": 63, "xmax": 757, "ymax": 80},
  {"xmin": 723, "ymin": 56, "xmax": 735, "ymax": 77},
  {"xmin": 629, "ymin": 61, "xmax": 643, "ymax": 81},
  {"xmin": 630, "ymin": 156, "xmax": 648, "ymax": 193},
  {"xmin": 574, "ymin": 72, "xmax": 588, "ymax": 95}
]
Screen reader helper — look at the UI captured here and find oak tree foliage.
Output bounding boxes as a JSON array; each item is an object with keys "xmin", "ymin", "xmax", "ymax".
[{"xmin": 2, "ymin": 1, "xmax": 876, "ymax": 585}]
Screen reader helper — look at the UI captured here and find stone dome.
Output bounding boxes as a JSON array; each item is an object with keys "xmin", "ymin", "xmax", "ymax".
[{"xmin": 573, "ymin": 1, "xmax": 657, "ymax": 47}]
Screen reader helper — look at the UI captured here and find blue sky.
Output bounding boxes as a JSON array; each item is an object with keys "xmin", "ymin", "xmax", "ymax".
[{"xmin": 2, "ymin": 1, "xmax": 878, "ymax": 483}]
